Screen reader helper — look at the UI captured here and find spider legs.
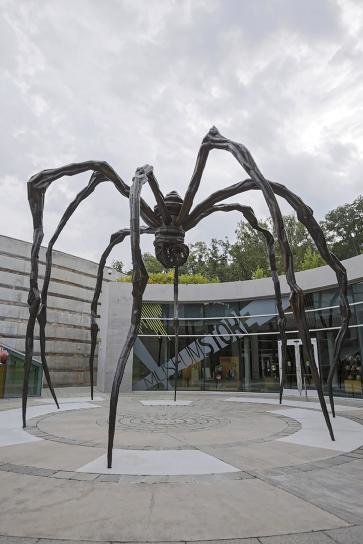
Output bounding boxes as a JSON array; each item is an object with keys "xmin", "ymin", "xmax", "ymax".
[
  {"xmin": 187, "ymin": 177, "xmax": 350, "ymax": 417},
  {"xmin": 23, "ymin": 296, "xmax": 41, "ymax": 427},
  {"xmin": 23, "ymin": 169, "xmax": 108, "ymax": 426},
  {"xmin": 107, "ymin": 167, "xmax": 149, "ymax": 468},
  {"xmin": 244, "ymin": 212, "xmax": 288, "ymax": 404},
  {"xmin": 89, "ymin": 226, "xmax": 154, "ymax": 400},
  {"xmin": 23, "ymin": 162, "xmax": 159, "ymax": 429},
  {"xmin": 36, "ymin": 172, "xmax": 107, "ymax": 410},
  {"xmin": 270, "ymin": 183, "xmax": 350, "ymax": 417},
  {"xmin": 89, "ymin": 229, "xmax": 131, "ymax": 401},
  {"xmin": 181, "ymin": 127, "xmax": 335, "ymax": 440},
  {"xmin": 185, "ymin": 203, "xmax": 288, "ymax": 403},
  {"xmin": 37, "ymin": 310, "xmax": 59, "ymax": 409}
]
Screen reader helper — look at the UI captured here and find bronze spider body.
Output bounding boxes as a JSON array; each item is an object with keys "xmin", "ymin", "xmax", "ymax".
[
  {"xmin": 22, "ymin": 127, "xmax": 350, "ymax": 468},
  {"xmin": 153, "ymin": 189, "xmax": 189, "ymax": 268}
]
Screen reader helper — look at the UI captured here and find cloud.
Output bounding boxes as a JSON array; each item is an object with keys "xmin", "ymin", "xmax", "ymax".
[{"xmin": 0, "ymin": 0, "xmax": 362, "ymax": 268}]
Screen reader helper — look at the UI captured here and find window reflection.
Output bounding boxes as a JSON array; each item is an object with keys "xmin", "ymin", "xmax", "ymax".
[{"xmin": 133, "ymin": 281, "xmax": 363, "ymax": 397}]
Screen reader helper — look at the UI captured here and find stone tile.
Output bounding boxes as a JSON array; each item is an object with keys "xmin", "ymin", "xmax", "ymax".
[
  {"xmin": 327, "ymin": 459, "xmax": 363, "ymax": 482},
  {"xmin": 0, "ymin": 464, "xmax": 55, "ymax": 477},
  {"xmin": 263, "ymin": 469, "xmax": 363, "ymax": 524},
  {"xmin": 0, "ymin": 538, "xmax": 38, "ymax": 544},
  {"xmin": 190, "ymin": 539, "xmax": 260, "ymax": 544},
  {"xmin": 315, "ymin": 455, "xmax": 353, "ymax": 468},
  {"xmin": 52, "ymin": 470, "xmax": 76, "ymax": 479},
  {"xmin": 0, "ymin": 463, "xmax": 21, "ymax": 472},
  {"xmin": 69, "ymin": 472, "xmax": 98, "ymax": 481},
  {"xmin": 1, "ymin": 391, "xmax": 361, "ymax": 542},
  {"xmin": 36, "ymin": 540, "xmax": 106, "ymax": 544},
  {"xmin": 259, "ymin": 531, "xmax": 334, "ymax": 543},
  {"xmin": 348, "ymin": 451, "xmax": 363, "ymax": 458},
  {"xmin": 18, "ymin": 465, "xmax": 55, "ymax": 477},
  {"xmin": 95, "ymin": 473, "xmax": 120, "ymax": 482},
  {"xmin": 325, "ymin": 525, "xmax": 363, "ymax": 543},
  {"xmin": 292, "ymin": 463, "xmax": 321, "ymax": 473}
]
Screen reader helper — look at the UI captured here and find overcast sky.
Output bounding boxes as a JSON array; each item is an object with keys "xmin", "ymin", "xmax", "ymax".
[{"xmin": 1, "ymin": 0, "xmax": 362, "ymax": 268}]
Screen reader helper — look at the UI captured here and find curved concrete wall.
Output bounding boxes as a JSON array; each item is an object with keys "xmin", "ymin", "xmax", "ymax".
[
  {"xmin": 98, "ymin": 254, "xmax": 363, "ymax": 392},
  {"xmin": 141, "ymin": 254, "xmax": 363, "ymax": 302},
  {"xmin": 0, "ymin": 235, "xmax": 118, "ymax": 387}
]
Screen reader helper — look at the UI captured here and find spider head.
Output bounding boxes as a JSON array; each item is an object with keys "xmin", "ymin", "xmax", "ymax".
[{"xmin": 153, "ymin": 191, "xmax": 189, "ymax": 268}]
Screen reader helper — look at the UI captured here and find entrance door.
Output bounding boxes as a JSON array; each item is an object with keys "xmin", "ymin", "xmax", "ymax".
[{"xmin": 278, "ymin": 338, "xmax": 319, "ymax": 394}]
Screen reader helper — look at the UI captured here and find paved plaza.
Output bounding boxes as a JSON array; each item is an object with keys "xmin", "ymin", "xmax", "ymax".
[{"xmin": 0, "ymin": 389, "xmax": 362, "ymax": 544}]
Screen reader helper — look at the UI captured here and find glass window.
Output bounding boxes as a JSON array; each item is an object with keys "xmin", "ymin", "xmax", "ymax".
[{"xmin": 133, "ymin": 281, "xmax": 363, "ymax": 398}]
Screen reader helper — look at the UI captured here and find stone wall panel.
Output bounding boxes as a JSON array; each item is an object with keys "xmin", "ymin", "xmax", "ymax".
[{"xmin": 0, "ymin": 234, "xmax": 117, "ymax": 388}]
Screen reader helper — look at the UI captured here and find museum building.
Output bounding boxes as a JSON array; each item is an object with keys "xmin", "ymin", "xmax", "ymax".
[
  {"xmin": 0, "ymin": 234, "xmax": 362, "ymax": 399},
  {"xmin": 98, "ymin": 254, "xmax": 363, "ymax": 399}
]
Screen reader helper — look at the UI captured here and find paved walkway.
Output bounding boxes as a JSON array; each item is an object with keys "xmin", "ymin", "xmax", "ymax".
[{"xmin": 0, "ymin": 388, "xmax": 362, "ymax": 543}]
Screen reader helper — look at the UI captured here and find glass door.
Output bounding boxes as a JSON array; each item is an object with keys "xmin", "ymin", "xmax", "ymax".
[
  {"xmin": 278, "ymin": 338, "xmax": 319, "ymax": 395},
  {"xmin": 298, "ymin": 339, "xmax": 319, "ymax": 390},
  {"xmin": 285, "ymin": 342, "xmax": 299, "ymax": 389}
]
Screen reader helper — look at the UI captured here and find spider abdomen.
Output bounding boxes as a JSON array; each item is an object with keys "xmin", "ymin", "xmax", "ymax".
[
  {"xmin": 153, "ymin": 190, "xmax": 189, "ymax": 268},
  {"xmin": 154, "ymin": 224, "xmax": 189, "ymax": 268}
]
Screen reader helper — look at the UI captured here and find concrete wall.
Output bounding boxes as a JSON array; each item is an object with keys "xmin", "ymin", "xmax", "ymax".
[
  {"xmin": 0, "ymin": 235, "xmax": 118, "ymax": 387},
  {"xmin": 97, "ymin": 281, "xmax": 133, "ymax": 393},
  {"xmin": 97, "ymin": 254, "xmax": 363, "ymax": 392}
]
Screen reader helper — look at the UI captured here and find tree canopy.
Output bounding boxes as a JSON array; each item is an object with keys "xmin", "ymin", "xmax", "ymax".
[
  {"xmin": 119, "ymin": 271, "xmax": 217, "ymax": 284},
  {"xmin": 112, "ymin": 195, "xmax": 362, "ymax": 283},
  {"xmin": 321, "ymin": 195, "xmax": 363, "ymax": 259}
]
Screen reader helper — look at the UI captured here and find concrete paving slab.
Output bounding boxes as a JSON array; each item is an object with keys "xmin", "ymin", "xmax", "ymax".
[
  {"xmin": 192, "ymin": 538, "xmax": 260, "ymax": 544},
  {"xmin": 203, "ymin": 439, "xmax": 341, "ymax": 473},
  {"xmin": 35, "ymin": 396, "xmax": 105, "ymax": 404},
  {"xmin": 259, "ymin": 531, "xmax": 334, "ymax": 543},
  {"xmin": 52, "ymin": 470, "xmax": 78, "ymax": 479},
  {"xmin": 0, "ymin": 440, "xmax": 104, "ymax": 470},
  {"xmin": 77, "ymin": 449, "xmax": 241, "ymax": 475},
  {"xmin": 0, "ymin": 403, "xmax": 100, "ymax": 448},
  {"xmin": 140, "ymin": 400, "xmax": 193, "ymax": 406},
  {"xmin": 263, "ymin": 467, "xmax": 363, "ymax": 524},
  {"xmin": 0, "ymin": 472, "xmax": 347, "ymax": 541},
  {"xmin": 0, "ymin": 391, "xmax": 361, "ymax": 543},
  {"xmin": 225, "ymin": 396, "xmax": 361, "ymax": 412},
  {"xmin": 324, "ymin": 458, "xmax": 363, "ymax": 482},
  {"xmin": 0, "ymin": 538, "xmax": 39, "ymax": 544},
  {"xmin": 325, "ymin": 524, "xmax": 363, "ymax": 543},
  {"xmin": 271, "ymin": 408, "xmax": 363, "ymax": 452}
]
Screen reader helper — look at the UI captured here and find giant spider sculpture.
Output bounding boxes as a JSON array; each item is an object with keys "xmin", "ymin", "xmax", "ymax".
[{"xmin": 22, "ymin": 127, "xmax": 350, "ymax": 468}]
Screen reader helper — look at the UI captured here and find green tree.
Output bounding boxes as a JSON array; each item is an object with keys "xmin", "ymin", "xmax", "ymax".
[
  {"xmin": 142, "ymin": 252, "xmax": 164, "ymax": 273},
  {"xmin": 230, "ymin": 220, "xmax": 269, "ymax": 280},
  {"xmin": 299, "ymin": 247, "xmax": 325, "ymax": 271},
  {"xmin": 119, "ymin": 271, "xmax": 216, "ymax": 284},
  {"xmin": 113, "ymin": 197, "xmax": 362, "ymax": 283},
  {"xmin": 321, "ymin": 196, "xmax": 363, "ymax": 259},
  {"xmin": 112, "ymin": 260, "xmax": 124, "ymax": 274},
  {"xmin": 182, "ymin": 239, "xmax": 234, "ymax": 281},
  {"xmin": 231, "ymin": 214, "xmax": 321, "ymax": 278},
  {"xmin": 277, "ymin": 215, "xmax": 317, "ymax": 272},
  {"xmin": 181, "ymin": 241, "xmax": 209, "ymax": 277},
  {"xmin": 252, "ymin": 266, "xmax": 267, "ymax": 279}
]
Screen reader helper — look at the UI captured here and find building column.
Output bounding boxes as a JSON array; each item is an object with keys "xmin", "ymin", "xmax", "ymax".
[
  {"xmin": 97, "ymin": 282, "xmax": 134, "ymax": 393},
  {"xmin": 327, "ymin": 331, "xmax": 338, "ymax": 386},
  {"xmin": 243, "ymin": 336, "xmax": 251, "ymax": 389},
  {"xmin": 251, "ymin": 335, "xmax": 259, "ymax": 382}
]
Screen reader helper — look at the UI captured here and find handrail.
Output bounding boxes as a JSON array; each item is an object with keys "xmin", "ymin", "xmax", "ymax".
[
  {"xmin": 140, "ymin": 300, "xmax": 363, "ymax": 321},
  {"xmin": 0, "ymin": 342, "xmax": 42, "ymax": 367},
  {"xmin": 138, "ymin": 323, "xmax": 363, "ymax": 337}
]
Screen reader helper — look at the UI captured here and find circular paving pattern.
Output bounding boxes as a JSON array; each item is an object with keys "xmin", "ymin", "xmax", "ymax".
[
  {"xmin": 25, "ymin": 400, "xmax": 300, "ymax": 451},
  {"xmin": 1, "ymin": 394, "xmax": 362, "ymax": 543},
  {"xmin": 97, "ymin": 413, "xmax": 230, "ymax": 432},
  {"xmin": 0, "ymin": 395, "xmax": 363, "ymax": 544}
]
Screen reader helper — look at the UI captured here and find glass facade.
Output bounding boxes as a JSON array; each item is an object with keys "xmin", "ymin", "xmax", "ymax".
[
  {"xmin": 133, "ymin": 281, "xmax": 363, "ymax": 398},
  {"xmin": 0, "ymin": 344, "xmax": 43, "ymax": 398}
]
